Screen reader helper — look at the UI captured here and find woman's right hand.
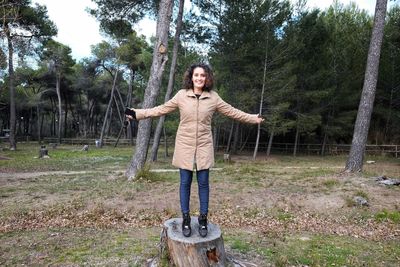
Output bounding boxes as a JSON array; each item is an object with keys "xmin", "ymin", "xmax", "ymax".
[
  {"xmin": 124, "ymin": 107, "xmax": 136, "ymax": 120},
  {"xmin": 255, "ymin": 114, "xmax": 264, "ymax": 124}
]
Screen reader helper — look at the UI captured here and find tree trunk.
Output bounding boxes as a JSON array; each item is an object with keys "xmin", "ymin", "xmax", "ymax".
[
  {"xmin": 40, "ymin": 113, "xmax": 44, "ymax": 143},
  {"xmin": 253, "ymin": 42, "xmax": 268, "ymax": 160},
  {"xmin": 37, "ymin": 105, "xmax": 41, "ymax": 144},
  {"xmin": 239, "ymin": 129, "xmax": 250, "ymax": 152},
  {"xmin": 6, "ymin": 32, "xmax": 16, "ymax": 150},
  {"xmin": 163, "ymin": 124, "xmax": 169, "ymax": 157},
  {"xmin": 321, "ymin": 131, "xmax": 328, "ymax": 156},
  {"xmin": 127, "ymin": 71, "xmax": 135, "ymax": 140},
  {"xmin": 113, "ymin": 94, "xmax": 123, "ymax": 125},
  {"xmin": 266, "ymin": 130, "xmax": 274, "ymax": 157},
  {"xmin": 293, "ymin": 126, "xmax": 299, "ymax": 157},
  {"xmin": 225, "ymin": 122, "xmax": 234, "ymax": 153},
  {"xmin": 126, "ymin": 0, "xmax": 173, "ymax": 180},
  {"xmin": 231, "ymin": 122, "xmax": 239, "ymax": 154},
  {"xmin": 213, "ymin": 125, "xmax": 219, "ymax": 152},
  {"xmin": 150, "ymin": 0, "xmax": 185, "ymax": 162},
  {"xmin": 160, "ymin": 217, "xmax": 226, "ymax": 267},
  {"xmin": 99, "ymin": 68, "xmax": 119, "ymax": 147},
  {"xmin": 56, "ymin": 72, "xmax": 62, "ymax": 144},
  {"xmin": 51, "ymin": 98, "xmax": 55, "ymax": 136},
  {"xmin": 63, "ymin": 91, "xmax": 68, "ymax": 138},
  {"xmin": 345, "ymin": 0, "xmax": 387, "ymax": 172}
]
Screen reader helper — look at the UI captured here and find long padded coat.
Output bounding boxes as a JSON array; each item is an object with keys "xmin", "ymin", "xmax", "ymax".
[{"xmin": 134, "ymin": 89, "xmax": 260, "ymax": 170}]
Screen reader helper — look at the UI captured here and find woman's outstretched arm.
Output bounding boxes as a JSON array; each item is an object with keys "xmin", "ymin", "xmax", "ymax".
[
  {"xmin": 216, "ymin": 94, "xmax": 264, "ymax": 124},
  {"xmin": 129, "ymin": 90, "xmax": 181, "ymax": 120}
]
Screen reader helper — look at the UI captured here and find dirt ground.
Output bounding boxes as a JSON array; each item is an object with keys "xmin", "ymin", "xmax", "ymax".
[
  {"xmin": 1, "ymin": 152, "xmax": 399, "ymax": 266},
  {"xmin": 1, "ymin": 156, "xmax": 399, "ymax": 237}
]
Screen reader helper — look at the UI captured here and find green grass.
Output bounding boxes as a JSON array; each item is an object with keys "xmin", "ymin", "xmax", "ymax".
[
  {"xmin": 224, "ymin": 231, "xmax": 400, "ymax": 267},
  {"xmin": 375, "ymin": 209, "xmax": 400, "ymax": 223},
  {"xmin": 0, "ymin": 143, "xmax": 133, "ymax": 172},
  {"xmin": 322, "ymin": 178, "xmax": 340, "ymax": 188},
  {"xmin": 0, "ymin": 143, "xmax": 174, "ymax": 172}
]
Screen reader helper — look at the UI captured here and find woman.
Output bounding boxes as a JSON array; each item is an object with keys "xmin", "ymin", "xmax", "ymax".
[{"xmin": 127, "ymin": 63, "xmax": 264, "ymax": 238}]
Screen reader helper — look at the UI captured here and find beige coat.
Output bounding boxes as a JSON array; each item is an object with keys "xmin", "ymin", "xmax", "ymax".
[{"xmin": 134, "ymin": 89, "xmax": 260, "ymax": 170}]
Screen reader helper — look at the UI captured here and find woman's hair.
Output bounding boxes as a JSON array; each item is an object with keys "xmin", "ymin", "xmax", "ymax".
[{"xmin": 182, "ymin": 63, "xmax": 214, "ymax": 91}]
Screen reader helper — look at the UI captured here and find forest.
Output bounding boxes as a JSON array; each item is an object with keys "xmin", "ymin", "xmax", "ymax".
[
  {"xmin": 1, "ymin": 0, "xmax": 399, "ymax": 157},
  {"xmin": 1, "ymin": 1, "xmax": 400, "ymax": 265}
]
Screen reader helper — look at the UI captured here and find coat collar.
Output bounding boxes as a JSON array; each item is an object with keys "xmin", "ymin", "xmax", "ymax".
[{"xmin": 185, "ymin": 89, "xmax": 211, "ymax": 99}]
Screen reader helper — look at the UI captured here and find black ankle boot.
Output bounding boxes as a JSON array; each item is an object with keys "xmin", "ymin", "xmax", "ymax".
[
  {"xmin": 182, "ymin": 213, "xmax": 191, "ymax": 237},
  {"xmin": 198, "ymin": 213, "xmax": 208, "ymax": 237}
]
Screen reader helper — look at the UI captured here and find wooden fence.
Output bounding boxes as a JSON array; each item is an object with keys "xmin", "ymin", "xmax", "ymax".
[
  {"xmin": 8, "ymin": 137, "xmax": 399, "ymax": 158},
  {"xmin": 234, "ymin": 142, "xmax": 399, "ymax": 158}
]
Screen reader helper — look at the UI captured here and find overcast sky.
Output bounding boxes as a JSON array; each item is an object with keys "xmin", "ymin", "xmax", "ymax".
[{"xmin": 33, "ymin": 0, "xmax": 395, "ymax": 61}]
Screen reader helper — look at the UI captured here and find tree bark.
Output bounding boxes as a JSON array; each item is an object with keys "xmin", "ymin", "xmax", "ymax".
[
  {"xmin": 56, "ymin": 72, "xmax": 62, "ymax": 144},
  {"xmin": 99, "ymin": 68, "xmax": 119, "ymax": 147},
  {"xmin": 266, "ymin": 130, "xmax": 274, "ymax": 157},
  {"xmin": 231, "ymin": 122, "xmax": 239, "ymax": 154},
  {"xmin": 225, "ymin": 122, "xmax": 234, "ymax": 153},
  {"xmin": 253, "ymin": 42, "xmax": 268, "ymax": 160},
  {"xmin": 213, "ymin": 125, "xmax": 219, "ymax": 152},
  {"xmin": 320, "ymin": 131, "xmax": 327, "ymax": 156},
  {"xmin": 126, "ymin": 0, "xmax": 173, "ymax": 180},
  {"xmin": 293, "ymin": 126, "xmax": 299, "ymax": 157},
  {"xmin": 345, "ymin": 0, "xmax": 387, "ymax": 172},
  {"xmin": 160, "ymin": 217, "xmax": 226, "ymax": 267},
  {"xmin": 127, "ymin": 70, "xmax": 135, "ymax": 140},
  {"xmin": 36, "ymin": 105, "xmax": 41, "ymax": 144},
  {"xmin": 6, "ymin": 31, "xmax": 16, "ymax": 150},
  {"xmin": 150, "ymin": 0, "xmax": 185, "ymax": 162},
  {"xmin": 63, "ymin": 90, "xmax": 68, "ymax": 138}
]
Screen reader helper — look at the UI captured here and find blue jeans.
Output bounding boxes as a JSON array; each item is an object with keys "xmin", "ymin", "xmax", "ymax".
[{"xmin": 179, "ymin": 168, "xmax": 209, "ymax": 215}]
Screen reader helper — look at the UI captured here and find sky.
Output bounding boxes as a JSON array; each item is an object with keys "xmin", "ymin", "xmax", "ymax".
[{"xmin": 33, "ymin": 0, "xmax": 395, "ymax": 61}]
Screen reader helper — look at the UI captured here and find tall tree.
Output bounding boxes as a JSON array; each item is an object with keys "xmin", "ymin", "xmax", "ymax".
[
  {"xmin": 42, "ymin": 40, "xmax": 75, "ymax": 144},
  {"xmin": 14, "ymin": 65, "xmax": 51, "ymax": 143},
  {"xmin": 210, "ymin": 0, "xmax": 291, "ymax": 154},
  {"xmin": 345, "ymin": 0, "xmax": 388, "ymax": 172},
  {"xmin": 91, "ymin": 41, "xmax": 120, "ymax": 146},
  {"xmin": 0, "ymin": 0, "xmax": 56, "ymax": 150},
  {"xmin": 150, "ymin": 0, "xmax": 185, "ymax": 162},
  {"xmin": 372, "ymin": 5, "xmax": 400, "ymax": 144},
  {"xmin": 320, "ymin": 2, "xmax": 372, "ymax": 155},
  {"xmin": 126, "ymin": 0, "xmax": 173, "ymax": 179}
]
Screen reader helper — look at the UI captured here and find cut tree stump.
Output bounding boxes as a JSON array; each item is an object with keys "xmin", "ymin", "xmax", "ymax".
[
  {"xmin": 39, "ymin": 145, "xmax": 49, "ymax": 158},
  {"xmin": 161, "ymin": 217, "xmax": 227, "ymax": 267}
]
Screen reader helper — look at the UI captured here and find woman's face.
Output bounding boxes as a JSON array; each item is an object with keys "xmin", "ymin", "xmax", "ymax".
[{"xmin": 192, "ymin": 67, "xmax": 206, "ymax": 90}]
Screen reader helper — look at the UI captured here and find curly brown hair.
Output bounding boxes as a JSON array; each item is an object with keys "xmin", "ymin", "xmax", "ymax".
[{"xmin": 182, "ymin": 63, "xmax": 214, "ymax": 91}]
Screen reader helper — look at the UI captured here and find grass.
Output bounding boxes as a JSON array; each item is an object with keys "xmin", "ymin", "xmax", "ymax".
[
  {"xmin": 0, "ymin": 228, "xmax": 159, "ymax": 266},
  {"xmin": 0, "ymin": 143, "xmax": 175, "ymax": 172},
  {"xmin": 224, "ymin": 231, "xmax": 400, "ymax": 267},
  {"xmin": 1, "ymin": 143, "xmax": 399, "ymax": 266},
  {"xmin": 322, "ymin": 178, "xmax": 340, "ymax": 188},
  {"xmin": 375, "ymin": 209, "xmax": 400, "ymax": 223}
]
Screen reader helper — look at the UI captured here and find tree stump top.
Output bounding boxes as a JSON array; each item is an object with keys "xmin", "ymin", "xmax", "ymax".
[
  {"xmin": 162, "ymin": 217, "xmax": 226, "ymax": 266},
  {"xmin": 164, "ymin": 217, "xmax": 222, "ymax": 243}
]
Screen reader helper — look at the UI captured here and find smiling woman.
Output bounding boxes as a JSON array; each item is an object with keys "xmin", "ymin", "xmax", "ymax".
[{"xmin": 126, "ymin": 62, "xmax": 264, "ymax": 238}]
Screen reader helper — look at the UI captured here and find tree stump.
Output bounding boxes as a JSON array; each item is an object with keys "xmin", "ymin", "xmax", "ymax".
[
  {"xmin": 161, "ymin": 217, "xmax": 227, "ymax": 267},
  {"xmin": 223, "ymin": 153, "xmax": 231, "ymax": 163},
  {"xmin": 39, "ymin": 145, "xmax": 48, "ymax": 158}
]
